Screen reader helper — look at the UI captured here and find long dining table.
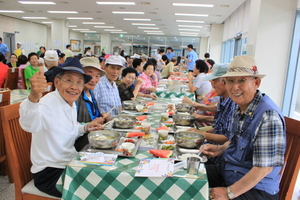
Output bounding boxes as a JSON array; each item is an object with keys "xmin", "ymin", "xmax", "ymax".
[{"xmin": 56, "ymin": 97, "xmax": 209, "ymax": 200}]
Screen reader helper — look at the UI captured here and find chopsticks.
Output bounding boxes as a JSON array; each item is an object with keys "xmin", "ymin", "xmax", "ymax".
[{"xmin": 106, "ymin": 106, "xmax": 116, "ymax": 115}]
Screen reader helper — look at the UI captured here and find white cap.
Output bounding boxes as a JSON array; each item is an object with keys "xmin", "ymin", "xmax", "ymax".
[
  {"xmin": 80, "ymin": 57, "xmax": 106, "ymax": 77},
  {"xmin": 44, "ymin": 50, "xmax": 59, "ymax": 61},
  {"xmin": 130, "ymin": 53, "xmax": 140, "ymax": 59},
  {"xmin": 17, "ymin": 42, "xmax": 21, "ymax": 45},
  {"xmin": 105, "ymin": 55, "xmax": 123, "ymax": 67}
]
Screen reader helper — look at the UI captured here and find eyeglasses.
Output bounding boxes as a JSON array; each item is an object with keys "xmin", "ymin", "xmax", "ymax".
[
  {"xmin": 58, "ymin": 77, "xmax": 85, "ymax": 88},
  {"xmin": 226, "ymin": 78, "xmax": 256, "ymax": 86}
]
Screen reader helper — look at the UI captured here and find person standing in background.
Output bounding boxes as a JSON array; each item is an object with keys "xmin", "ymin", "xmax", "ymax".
[
  {"xmin": 165, "ymin": 47, "xmax": 175, "ymax": 60},
  {"xmin": 182, "ymin": 44, "xmax": 197, "ymax": 72},
  {"xmin": 14, "ymin": 42, "xmax": 25, "ymax": 58},
  {"xmin": 63, "ymin": 45, "xmax": 74, "ymax": 60},
  {"xmin": 0, "ymin": 37, "xmax": 9, "ymax": 64}
]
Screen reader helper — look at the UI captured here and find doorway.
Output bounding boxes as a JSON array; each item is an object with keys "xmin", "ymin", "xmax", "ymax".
[{"xmin": 3, "ymin": 32, "xmax": 15, "ymax": 62}]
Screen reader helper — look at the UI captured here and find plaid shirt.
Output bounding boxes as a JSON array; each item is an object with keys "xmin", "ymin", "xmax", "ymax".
[
  {"xmin": 231, "ymin": 90, "xmax": 285, "ymax": 167},
  {"xmin": 94, "ymin": 76, "xmax": 122, "ymax": 117}
]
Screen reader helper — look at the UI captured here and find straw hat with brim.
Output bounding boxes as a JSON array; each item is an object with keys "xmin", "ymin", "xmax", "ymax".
[
  {"xmin": 80, "ymin": 57, "xmax": 106, "ymax": 77},
  {"xmin": 105, "ymin": 55, "xmax": 123, "ymax": 67},
  {"xmin": 221, "ymin": 55, "xmax": 266, "ymax": 79},
  {"xmin": 52, "ymin": 57, "xmax": 92, "ymax": 83},
  {"xmin": 202, "ymin": 63, "xmax": 229, "ymax": 81}
]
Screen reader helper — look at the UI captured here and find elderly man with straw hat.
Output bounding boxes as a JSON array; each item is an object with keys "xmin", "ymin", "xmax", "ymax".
[{"xmin": 201, "ymin": 55, "xmax": 286, "ymax": 200}]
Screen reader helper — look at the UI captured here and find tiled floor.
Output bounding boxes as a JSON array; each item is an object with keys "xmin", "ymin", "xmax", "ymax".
[{"xmin": 0, "ymin": 175, "xmax": 14, "ymax": 200}]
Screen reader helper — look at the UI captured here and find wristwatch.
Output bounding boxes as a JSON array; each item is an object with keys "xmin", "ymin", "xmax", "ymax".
[{"xmin": 226, "ymin": 187, "xmax": 235, "ymax": 199}]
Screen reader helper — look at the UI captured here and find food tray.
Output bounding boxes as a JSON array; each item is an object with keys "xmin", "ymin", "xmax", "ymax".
[
  {"xmin": 105, "ymin": 120, "xmax": 143, "ymax": 132},
  {"xmin": 85, "ymin": 137, "xmax": 142, "ymax": 158},
  {"xmin": 122, "ymin": 105, "xmax": 153, "ymax": 114}
]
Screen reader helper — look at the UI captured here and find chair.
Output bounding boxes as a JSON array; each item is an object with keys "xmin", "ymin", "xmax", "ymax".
[
  {"xmin": 3, "ymin": 68, "xmax": 19, "ymax": 90},
  {"xmin": 1, "ymin": 103, "xmax": 59, "ymax": 200},
  {"xmin": 279, "ymin": 117, "xmax": 300, "ymax": 200},
  {"xmin": 0, "ymin": 90, "xmax": 13, "ymax": 182},
  {"xmin": 21, "ymin": 68, "xmax": 27, "ymax": 89}
]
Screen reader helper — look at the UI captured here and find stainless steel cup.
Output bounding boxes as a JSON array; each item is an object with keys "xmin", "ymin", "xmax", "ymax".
[{"xmin": 187, "ymin": 157, "xmax": 201, "ymax": 175}]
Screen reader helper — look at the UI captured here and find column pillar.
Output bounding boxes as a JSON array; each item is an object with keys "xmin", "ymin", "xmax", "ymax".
[
  {"xmin": 209, "ymin": 24, "xmax": 224, "ymax": 63},
  {"xmin": 101, "ymin": 33, "xmax": 112, "ymax": 55},
  {"xmin": 51, "ymin": 20, "xmax": 69, "ymax": 51},
  {"xmin": 199, "ymin": 37, "xmax": 209, "ymax": 60}
]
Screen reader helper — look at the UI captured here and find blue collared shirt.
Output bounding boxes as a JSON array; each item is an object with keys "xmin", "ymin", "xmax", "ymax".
[
  {"xmin": 94, "ymin": 75, "xmax": 122, "ymax": 117},
  {"xmin": 186, "ymin": 50, "xmax": 198, "ymax": 70},
  {"xmin": 0, "ymin": 43, "xmax": 9, "ymax": 57},
  {"xmin": 165, "ymin": 52, "xmax": 175, "ymax": 60}
]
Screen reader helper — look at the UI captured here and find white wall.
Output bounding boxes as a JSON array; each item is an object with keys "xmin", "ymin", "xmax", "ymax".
[
  {"xmin": 69, "ymin": 31, "xmax": 84, "ymax": 55},
  {"xmin": 209, "ymin": 24, "xmax": 224, "ymax": 63}
]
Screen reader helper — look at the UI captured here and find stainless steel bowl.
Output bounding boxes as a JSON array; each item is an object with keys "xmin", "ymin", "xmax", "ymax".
[
  {"xmin": 175, "ymin": 103, "xmax": 192, "ymax": 112},
  {"xmin": 173, "ymin": 114, "xmax": 196, "ymax": 126},
  {"xmin": 88, "ymin": 130, "xmax": 120, "ymax": 149},
  {"xmin": 123, "ymin": 100, "xmax": 141, "ymax": 110},
  {"xmin": 113, "ymin": 115, "xmax": 137, "ymax": 129},
  {"xmin": 175, "ymin": 131, "xmax": 205, "ymax": 149}
]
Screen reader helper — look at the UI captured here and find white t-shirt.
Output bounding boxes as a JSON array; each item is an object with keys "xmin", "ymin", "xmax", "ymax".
[
  {"xmin": 193, "ymin": 73, "xmax": 212, "ymax": 97},
  {"xmin": 20, "ymin": 90, "xmax": 85, "ymax": 173}
]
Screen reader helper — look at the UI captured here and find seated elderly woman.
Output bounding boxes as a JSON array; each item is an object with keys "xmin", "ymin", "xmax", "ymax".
[
  {"xmin": 187, "ymin": 59, "xmax": 212, "ymax": 102},
  {"xmin": 118, "ymin": 67, "xmax": 157, "ymax": 102},
  {"xmin": 74, "ymin": 57, "xmax": 109, "ymax": 151},
  {"xmin": 138, "ymin": 62, "xmax": 159, "ymax": 94}
]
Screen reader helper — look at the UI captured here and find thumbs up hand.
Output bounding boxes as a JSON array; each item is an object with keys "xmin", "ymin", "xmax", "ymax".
[{"xmin": 28, "ymin": 66, "xmax": 48, "ymax": 103}]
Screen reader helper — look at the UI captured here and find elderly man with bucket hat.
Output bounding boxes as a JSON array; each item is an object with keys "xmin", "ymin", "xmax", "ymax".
[
  {"xmin": 19, "ymin": 57, "xmax": 103, "ymax": 197},
  {"xmin": 201, "ymin": 55, "xmax": 286, "ymax": 200},
  {"xmin": 74, "ymin": 57, "xmax": 108, "ymax": 151},
  {"xmin": 94, "ymin": 55, "xmax": 123, "ymax": 117}
]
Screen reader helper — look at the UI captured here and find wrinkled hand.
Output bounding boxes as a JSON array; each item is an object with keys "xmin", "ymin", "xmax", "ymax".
[
  {"xmin": 199, "ymin": 143, "xmax": 224, "ymax": 157},
  {"xmin": 182, "ymin": 96, "xmax": 193, "ymax": 105},
  {"xmin": 149, "ymin": 93, "xmax": 158, "ymax": 99},
  {"xmin": 87, "ymin": 121, "xmax": 104, "ymax": 132},
  {"xmin": 192, "ymin": 113, "xmax": 205, "ymax": 121},
  {"xmin": 92, "ymin": 117, "xmax": 105, "ymax": 124},
  {"xmin": 136, "ymin": 77, "xmax": 143, "ymax": 85},
  {"xmin": 209, "ymin": 187, "xmax": 229, "ymax": 200},
  {"xmin": 102, "ymin": 112, "xmax": 111, "ymax": 122},
  {"xmin": 28, "ymin": 66, "xmax": 47, "ymax": 103},
  {"xmin": 186, "ymin": 127, "xmax": 199, "ymax": 132}
]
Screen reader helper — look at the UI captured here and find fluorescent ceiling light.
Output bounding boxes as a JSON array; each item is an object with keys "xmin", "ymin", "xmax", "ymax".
[
  {"xmin": 94, "ymin": 26, "xmax": 114, "ymax": 28},
  {"xmin": 111, "ymin": 32, "xmax": 128, "ymax": 33},
  {"xmin": 68, "ymin": 17, "xmax": 93, "ymax": 20},
  {"xmin": 180, "ymin": 32, "xmax": 198, "ymax": 34},
  {"xmin": 82, "ymin": 22, "xmax": 105, "ymax": 24},
  {"xmin": 147, "ymin": 33, "xmax": 164, "ymax": 35},
  {"xmin": 178, "ymin": 25, "xmax": 202, "ymax": 28},
  {"xmin": 0, "ymin": 10, "xmax": 24, "ymax": 13},
  {"xmin": 138, "ymin": 27, "xmax": 159, "ymax": 29},
  {"xmin": 176, "ymin": 20, "xmax": 204, "ymax": 23},
  {"xmin": 72, "ymin": 29, "xmax": 89, "ymax": 30},
  {"xmin": 69, "ymin": 25, "xmax": 77, "ymax": 27},
  {"xmin": 132, "ymin": 23, "xmax": 155, "ymax": 26},
  {"xmin": 104, "ymin": 29, "xmax": 122, "ymax": 31},
  {"xmin": 175, "ymin": 13, "xmax": 208, "ymax": 17},
  {"xmin": 96, "ymin": 2, "xmax": 135, "ymax": 5},
  {"xmin": 172, "ymin": 3, "xmax": 214, "ymax": 7},
  {"xmin": 42, "ymin": 21, "xmax": 52, "ymax": 23},
  {"xmin": 22, "ymin": 17, "xmax": 47, "ymax": 19},
  {"xmin": 123, "ymin": 18, "xmax": 150, "ymax": 21},
  {"xmin": 80, "ymin": 31, "xmax": 97, "ymax": 33},
  {"xmin": 178, "ymin": 29, "xmax": 200, "ymax": 32},
  {"xmin": 18, "ymin": 1, "xmax": 55, "ymax": 4},
  {"xmin": 112, "ymin": 11, "xmax": 144, "ymax": 14},
  {"xmin": 143, "ymin": 30, "xmax": 162, "ymax": 32},
  {"xmin": 48, "ymin": 11, "xmax": 78, "ymax": 14}
]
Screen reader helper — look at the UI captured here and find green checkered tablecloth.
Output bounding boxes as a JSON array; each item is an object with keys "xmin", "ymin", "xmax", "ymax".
[
  {"xmin": 56, "ymin": 150, "xmax": 208, "ymax": 200},
  {"xmin": 155, "ymin": 91, "xmax": 195, "ymax": 100}
]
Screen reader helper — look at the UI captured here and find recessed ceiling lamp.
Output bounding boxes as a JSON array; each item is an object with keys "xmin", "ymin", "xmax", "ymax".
[
  {"xmin": 175, "ymin": 13, "xmax": 208, "ymax": 17},
  {"xmin": 112, "ymin": 11, "xmax": 144, "ymax": 14},
  {"xmin": 178, "ymin": 25, "xmax": 202, "ymax": 28},
  {"xmin": 94, "ymin": 26, "xmax": 114, "ymax": 28},
  {"xmin": 0, "ymin": 10, "xmax": 24, "ymax": 13},
  {"xmin": 180, "ymin": 32, "xmax": 198, "ymax": 34},
  {"xmin": 22, "ymin": 17, "xmax": 47, "ymax": 19},
  {"xmin": 172, "ymin": 3, "xmax": 213, "ymax": 7},
  {"xmin": 96, "ymin": 2, "xmax": 135, "ymax": 5},
  {"xmin": 124, "ymin": 18, "xmax": 150, "ymax": 21},
  {"xmin": 72, "ymin": 29, "xmax": 89, "ymax": 30},
  {"xmin": 176, "ymin": 20, "xmax": 204, "ymax": 23},
  {"xmin": 68, "ymin": 17, "xmax": 93, "ymax": 20},
  {"xmin": 82, "ymin": 22, "xmax": 105, "ymax": 24},
  {"xmin": 80, "ymin": 31, "xmax": 97, "ymax": 33},
  {"xmin": 132, "ymin": 23, "xmax": 155, "ymax": 26},
  {"xmin": 178, "ymin": 29, "xmax": 200, "ymax": 32},
  {"xmin": 48, "ymin": 11, "xmax": 78, "ymax": 13},
  {"xmin": 18, "ymin": 1, "xmax": 55, "ymax": 4},
  {"xmin": 69, "ymin": 25, "xmax": 77, "ymax": 27},
  {"xmin": 138, "ymin": 27, "xmax": 159, "ymax": 29}
]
